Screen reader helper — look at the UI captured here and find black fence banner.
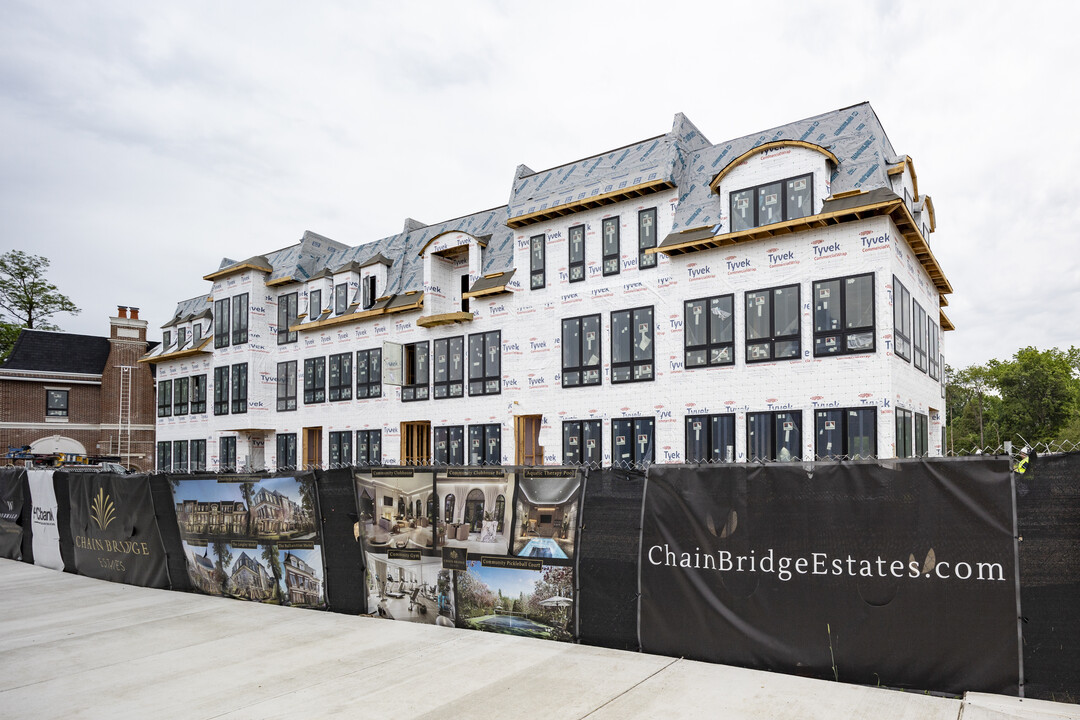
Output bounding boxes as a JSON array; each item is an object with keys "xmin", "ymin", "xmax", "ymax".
[
  {"xmin": 577, "ymin": 467, "xmax": 646, "ymax": 651},
  {"xmin": 147, "ymin": 474, "xmax": 192, "ymax": 593},
  {"xmin": 66, "ymin": 471, "xmax": 170, "ymax": 588},
  {"xmin": 1016, "ymin": 450, "xmax": 1080, "ymax": 701},
  {"xmin": 315, "ymin": 468, "xmax": 365, "ymax": 615},
  {"xmin": 169, "ymin": 472, "xmax": 326, "ymax": 608},
  {"xmin": 0, "ymin": 466, "xmax": 29, "ymax": 561},
  {"xmin": 640, "ymin": 459, "xmax": 1019, "ymax": 696}
]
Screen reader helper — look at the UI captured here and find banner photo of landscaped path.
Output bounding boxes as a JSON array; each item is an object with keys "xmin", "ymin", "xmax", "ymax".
[
  {"xmin": 169, "ymin": 473, "xmax": 326, "ymax": 608},
  {"xmin": 454, "ymin": 558, "xmax": 574, "ymax": 641}
]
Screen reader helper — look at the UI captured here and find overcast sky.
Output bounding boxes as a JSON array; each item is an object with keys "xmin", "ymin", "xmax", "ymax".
[{"xmin": 1, "ymin": 1, "xmax": 1077, "ymax": 369}]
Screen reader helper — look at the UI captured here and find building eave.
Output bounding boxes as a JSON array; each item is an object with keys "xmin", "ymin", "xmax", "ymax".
[{"xmin": 506, "ymin": 179, "xmax": 676, "ymax": 229}]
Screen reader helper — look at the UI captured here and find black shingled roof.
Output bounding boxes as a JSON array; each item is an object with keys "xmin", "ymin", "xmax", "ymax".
[{"xmin": 2, "ymin": 329, "xmax": 113, "ymax": 375}]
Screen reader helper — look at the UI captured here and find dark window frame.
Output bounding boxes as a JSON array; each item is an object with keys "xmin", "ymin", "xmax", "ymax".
[
  {"xmin": 730, "ymin": 172, "xmax": 813, "ymax": 231},
  {"xmin": 173, "ymin": 440, "xmax": 189, "ymax": 472},
  {"xmin": 191, "ymin": 374, "xmax": 207, "ymax": 414},
  {"xmin": 561, "ymin": 314, "xmax": 602, "ymax": 388},
  {"xmin": 278, "ymin": 292, "xmax": 298, "ymax": 345},
  {"xmin": 638, "ymin": 207, "xmax": 657, "ymax": 269},
  {"xmin": 685, "ymin": 413, "xmax": 736, "ymax": 463},
  {"xmin": 813, "ymin": 272, "xmax": 875, "ymax": 357},
  {"xmin": 611, "ymin": 417, "xmax": 655, "ymax": 468},
  {"xmin": 356, "ymin": 429, "xmax": 382, "ymax": 465},
  {"xmin": 433, "ymin": 425, "xmax": 465, "ymax": 465},
  {"xmin": 568, "ymin": 224, "xmax": 586, "ymax": 283},
  {"xmin": 277, "ymin": 361, "xmax": 297, "ymax": 412},
  {"xmin": 928, "ymin": 319, "xmax": 940, "ymax": 380},
  {"xmin": 328, "ymin": 352, "xmax": 353, "ymax": 402},
  {"xmin": 402, "ymin": 341, "xmax": 430, "ymax": 402},
  {"xmin": 329, "ymin": 431, "xmax": 353, "ymax": 466},
  {"xmin": 304, "ymin": 357, "xmax": 326, "ymax": 404},
  {"xmin": 214, "ymin": 296, "xmax": 230, "ymax": 349},
  {"xmin": 893, "ymin": 276, "xmax": 912, "ymax": 362},
  {"xmin": 602, "ymin": 216, "xmax": 620, "ymax": 276},
  {"xmin": 308, "ymin": 288, "xmax": 322, "ymax": 318},
  {"xmin": 46, "ymin": 388, "xmax": 69, "ymax": 418},
  {"xmin": 158, "ymin": 380, "xmax": 172, "ymax": 418},
  {"xmin": 362, "ymin": 275, "xmax": 377, "ymax": 310},
  {"xmin": 157, "ymin": 441, "xmax": 172, "ymax": 471},
  {"xmin": 745, "ymin": 283, "xmax": 801, "ymax": 363},
  {"xmin": 230, "ymin": 363, "xmax": 248, "ymax": 414},
  {"xmin": 219, "ymin": 436, "xmax": 237, "ymax": 470},
  {"xmin": 468, "ymin": 331, "xmax": 501, "ymax": 396},
  {"xmin": 231, "ymin": 293, "xmax": 248, "ymax": 345},
  {"xmin": 684, "ymin": 294, "xmax": 735, "ymax": 368},
  {"xmin": 468, "ymin": 424, "xmax": 501, "ymax": 466},
  {"xmin": 747, "ymin": 410, "xmax": 803, "ymax": 462},
  {"xmin": 814, "ymin": 407, "xmax": 877, "ymax": 459},
  {"xmin": 191, "ymin": 439, "xmax": 206, "ymax": 471},
  {"xmin": 563, "ymin": 419, "xmax": 602, "ymax": 467},
  {"xmin": 276, "ymin": 433, "xmax": 297, "ymax": 469},
  {"xmin": 434, "ymin": 336, "xmax": 465, "ymax": 399},
  {"xmin": 895, "ymin": 408, "xmax": 914, "ymax": 458},
  {"xmin": 611, "ymin": 306, "xmax": 654, "ymax": 383},
  {"xmin": 915, "ymin": 412, "xmax": 929, "ymax": 457},
  {"xmin": 530, "ymin": 234, "xmax": 545, "ymax": 290},
  {"xmin": 213, "ymin": 367, "xmax": 229, "ymax": 415},
  {"xmin": 356, "ymin": 348, "xmax": 382, "ymax": 399},
  {"xmin": 913, "ymin": 300, "xmax": 928, "ymax": 373},
  {"xmin": 173, "ymin": 377, "xmax": 189, "ymax": 416},
  {"xmin": 334, "ymin": 283, "xmax": 349, "ymax": 316}
]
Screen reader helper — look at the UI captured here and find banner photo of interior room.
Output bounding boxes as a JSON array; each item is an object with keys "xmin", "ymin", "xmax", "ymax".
[
  {"xmin": 435, "ymin": 471, "xmax": 516, "ymax": 555},
  {"xmin": 355, "ymin": 471, "xmax": 435, "ymax": 554},
  {"xmin": 454, "ymin": 559, "xmax": 574, "ymax": 642},
  {"xmin": 364, "ymin": 551, "xmax": 453, "ymax": 626},
  {"xmin": 510, "ymin": 473, "xmax": 582, "ymax": 561}
]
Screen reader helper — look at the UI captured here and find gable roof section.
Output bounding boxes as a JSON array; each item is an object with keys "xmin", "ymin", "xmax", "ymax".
[{"xmin": 2, "ymin": 329, "xmax": 112, "ymax": 375}]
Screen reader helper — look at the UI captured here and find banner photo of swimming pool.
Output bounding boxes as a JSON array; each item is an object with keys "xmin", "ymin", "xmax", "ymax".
[
  {"xmin": 638, "ymin": 460, "xmax": 1020, "ymax": 696},
  {"xmin": 435, "ymin": 468, "xmax": 516, "ymax": 556},
  {"xmin": 453, "ymin": 558, "xmax": 575, "ymax": 642},
  {"xmin": 509, "ymin": 469, "xmax": 582, "ymax": 564},
  {"xmin": 355, "ymin": 469, "xmax": 436, "ymax": 556},
  {"xmin": 364, "ymin": 550, "xmax": 455, "ymax": 626},
  {"xmin": 170, "ymin": 473, "xmax": 327, "ymax": 608}
]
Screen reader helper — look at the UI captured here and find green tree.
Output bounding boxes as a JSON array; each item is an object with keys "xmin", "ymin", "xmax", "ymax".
[
  {"xmin": 262, "ymin": 544, "xmax": 283, "ymax": 603},
  {"xmin": 989, "ymin": 346, "xmax": 1080, "ymax": 443},
  {"xmin": 212, "ymin": 541, "xmax": 234, "ymax": 595},
  {"xmin": 0, "ymin": 250, "xmax": 80, "ymax": 360}
]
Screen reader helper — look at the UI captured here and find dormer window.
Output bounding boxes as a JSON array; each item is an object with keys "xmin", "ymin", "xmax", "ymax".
[
  {"xmin": 308, "ymin": 289, "xmax": 322, "ymax": 318},
  {"xmin": 731, "ymin": 173, "xmax": 813, "ymax": 232},
  {"xmin": 334, "ymin": 283, "xmax": 348, "ymax": 315},
  {"xmin": 192, "ymin": 322, "xmax": 202, "ymax": 344},
  {"xmin": 362, "ymin": 275, "xmax": 377, "ymax": 309},
  {"xmin": 177, "ymin": 327, "xmax": 188, "ymax": 350},
  {"xmin": 163, "ymin": 330, "xmax": 172, "ymax": 349}
]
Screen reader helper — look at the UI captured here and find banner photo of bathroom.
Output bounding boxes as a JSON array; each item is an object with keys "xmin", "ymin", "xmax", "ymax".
[
  {"xmin": 354, "ymin": 469, "xmax": 436, "ymax": 556},
  {"xmin": 509, "ymin": 468, "xmax": 583, "ymax": 564},
  {"xmin": 170, "ymin": 473, "xmax": 326, "ymax": 608}
]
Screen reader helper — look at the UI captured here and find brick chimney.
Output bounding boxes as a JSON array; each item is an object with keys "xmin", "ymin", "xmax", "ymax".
[
  {"xmin": 117, "ymin": 306, "xmax": 128, "ymax": 319},
  {"xmin": 110, "ymin": 304, "xmax": 148, "ymax": 342}
]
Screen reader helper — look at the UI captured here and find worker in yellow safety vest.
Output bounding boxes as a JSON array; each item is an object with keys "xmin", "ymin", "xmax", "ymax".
[{"xmin": 1016, "ymin": 446, "xmax": 1030, "ymax": 474}]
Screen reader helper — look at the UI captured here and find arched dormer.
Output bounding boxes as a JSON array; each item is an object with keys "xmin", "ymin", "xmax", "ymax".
[
  {"xmin": 710, "ymin": 141, "xmax": 838, "ymax": 235},
  {"xmin": 417, "ymin": 231, "xmax": 486, "ymax": 326}
]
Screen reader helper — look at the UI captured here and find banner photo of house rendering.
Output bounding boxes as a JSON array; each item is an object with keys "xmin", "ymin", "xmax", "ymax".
[
  {"xmin": 0, "ymin": 466, "xmax": 27, "ymax": 561},
  {"xmin": 436, "ymin": 468, "xmax": 515, "ymax": 556},
  {"xmin": 169, "ymin": 473, "xmax": 326, "ymax": 608},
  {"xmin": 638, "ymin": 459, "xmax": 1020, "ymax": 696},
  {"xmin": 67, "ymin": 472, "xmax": 170, "ymax": 588},
  {"xmin": 27, "ymin": 469, "xmax": 63, "ymax": 571},
  {"xmin": 354, "ymin": 469, "xmax": 436, "ymax": 555},
  {"xmin": 509, "ymin": 469, "xmax": 583, "ymax": 563}
]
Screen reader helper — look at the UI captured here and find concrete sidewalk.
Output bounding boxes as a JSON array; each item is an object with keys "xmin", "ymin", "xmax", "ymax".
[{"xmin": 0, "ymin": 561, "xmax": 1075, "ymax": 719}]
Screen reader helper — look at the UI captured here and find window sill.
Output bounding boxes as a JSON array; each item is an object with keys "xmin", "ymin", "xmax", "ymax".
[{"xmin": 45, "ymin": 416, "xmax": 69, "ymax": 423}]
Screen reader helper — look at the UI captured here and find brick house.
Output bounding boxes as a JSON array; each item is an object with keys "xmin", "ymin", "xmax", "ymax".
[{"xmin": 0, "ymin": 307, "xmax": 157, "ymax": 471}]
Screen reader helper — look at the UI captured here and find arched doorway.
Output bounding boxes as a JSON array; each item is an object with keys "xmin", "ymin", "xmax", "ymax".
[
  {"xmin": 464, "ymin": 489, "xmax": 485, "ymax": 531},
  {"xmin": 444, "ymin": 494, "xmax": 455, "ymax": 523},
  {"xmin": 494, "ymin": 494, "xmax": 506, "ymax": 533}
]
